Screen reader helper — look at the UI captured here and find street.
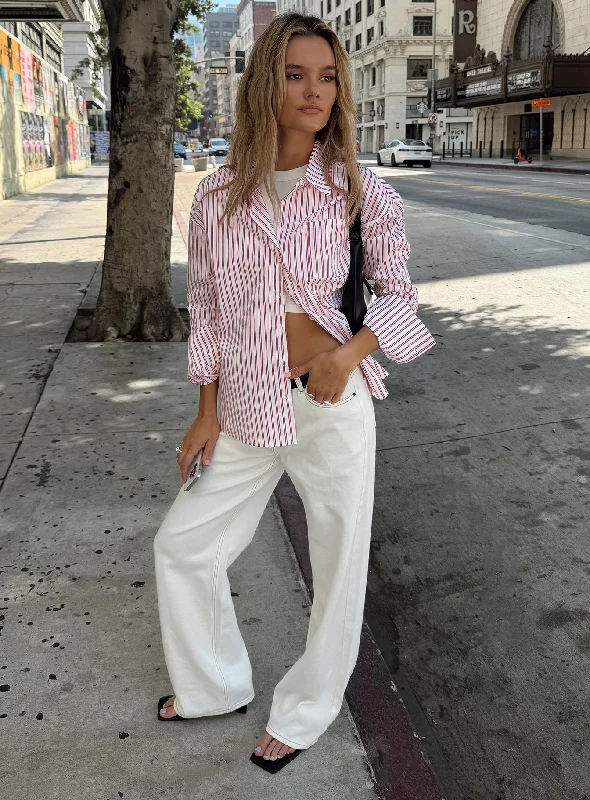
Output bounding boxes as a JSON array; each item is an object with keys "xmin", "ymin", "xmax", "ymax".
[
  {"xmin": 359, "ymin": 157, "xmax": 590, "ymax": 236},
  {"xmin": 1, "ymin": 162, "xmax": 589, "ymax": 800},
  {"xmin": 358, "ymin": 162, "xmax": 590, "ymax": 799}
]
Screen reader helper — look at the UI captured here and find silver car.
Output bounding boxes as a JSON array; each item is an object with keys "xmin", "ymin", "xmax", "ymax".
[
  {"xmin": 209, "ymin": 138, "xmax": 230, "ymax": 156},
  {"xmin": 377, "ymin": 139, "xmax": 432, "ymax": 168}
]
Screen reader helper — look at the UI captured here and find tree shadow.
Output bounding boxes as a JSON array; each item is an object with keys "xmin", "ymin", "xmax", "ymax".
[{"xmin": 366, "ymin": 300, "xmax": 590, "ymax": 800}]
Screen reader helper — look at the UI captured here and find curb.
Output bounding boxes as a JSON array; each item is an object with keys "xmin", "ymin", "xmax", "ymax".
[
  {"xmin": 433, "ymin": 160, "xmax": 590, "ymax": 176},
  {"xmin": 274, "ymin": 475, "xmax": 445, "ymax": 800}
]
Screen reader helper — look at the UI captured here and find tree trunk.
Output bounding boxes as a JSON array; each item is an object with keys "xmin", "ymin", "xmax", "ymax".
[{"xmin": 89, "ymin": 0, "xmax": 187, "ymax": 342}]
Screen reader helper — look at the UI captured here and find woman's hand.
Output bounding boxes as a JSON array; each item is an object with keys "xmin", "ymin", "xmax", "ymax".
[
  {"xmin": 177, "ymin": 412, "xmax": 221, "ymax": 483},
  {"xmin": 288, "ymin": 348, "xmax": 356, "ymax": 404}
]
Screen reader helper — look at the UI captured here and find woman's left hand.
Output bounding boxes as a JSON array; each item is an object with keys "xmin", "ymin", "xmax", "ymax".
[{"xmin": 288, "ymin": 348, "xmax": 357, "ymax": 404}]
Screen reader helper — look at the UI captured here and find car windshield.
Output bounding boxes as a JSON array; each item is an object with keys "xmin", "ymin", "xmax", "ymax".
[
  {"xmin": 210, "ymin": 139, "xmax": 226, "ymax": 146},
  {"xmin": 401, "ymin": 139, "xmax": 427, "ymax": 147}
]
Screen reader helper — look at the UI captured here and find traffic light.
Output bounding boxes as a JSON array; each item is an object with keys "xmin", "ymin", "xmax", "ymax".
[
  {"xmin": 235, "ymin": 51, "xmax": 245, "ymax": 74},
  {"xmin": 209, "ymin": 113, "xmax": 213, "ymax": 118}
]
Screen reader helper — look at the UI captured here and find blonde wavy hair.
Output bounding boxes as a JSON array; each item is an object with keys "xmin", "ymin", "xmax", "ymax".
[{"xmin": 216, "ymin": 13, "xmax": 361, "ymax": 224}]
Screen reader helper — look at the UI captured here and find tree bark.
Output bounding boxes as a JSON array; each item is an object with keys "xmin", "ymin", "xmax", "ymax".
[{"xmin": 89, "ymin": 0, "xmax": 188, "ymax": 342}]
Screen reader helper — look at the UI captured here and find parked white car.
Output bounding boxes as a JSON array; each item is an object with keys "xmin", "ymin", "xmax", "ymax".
[
  {"xmin": 209, "ymin": 138, "xmax": 230, "ymax": 156},
  {"xmin": 377, "ymin": 139, "xmax": 432, "ymax": 168}
]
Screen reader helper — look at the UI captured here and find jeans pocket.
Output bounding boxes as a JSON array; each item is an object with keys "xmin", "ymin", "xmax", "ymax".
[{"xmin": 303, "ymin": 373, "xmax": 358, "ymax": 409}]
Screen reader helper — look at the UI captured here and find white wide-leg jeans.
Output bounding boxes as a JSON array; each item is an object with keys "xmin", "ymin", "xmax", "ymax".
[{"xmin": 153, "ymin": 368, "xmax": 376, "ymax": 750}]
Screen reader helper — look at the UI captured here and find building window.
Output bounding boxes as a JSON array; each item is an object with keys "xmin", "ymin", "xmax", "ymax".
[
  {"xmin": 355, "ymin": 33, "xmax": 362, "ymax": 50},
  {"xmin": 367, "ymin": 0, "xmax": 374, "ymax": 15},
  {"xmin": 0, "ymin": 20, "xmax": 17, "ymax": 36},
  {"xmin": 45, "ymin": 39, "xmax": 62, "ymax": 71},
  {"xmin": 21, "ymin": 22, "xmax": 43, "ymax": 58},
  {"xmin": 379, "ymin": 20, "xmax": 384, "ymax": 36},
  {"xmin": 337, "ymin": 0, "xmax": 341, "ymax": 6},
  {"xmin": 407, "ymin": 57, "xmax": 432, "ymax": 78},
  {"xmin": 321, "ymin": 0, "xmax": 324, "ymax": 16},
  {"xmin": 514, "ymin": 0, "xmax": 561, "ymax": 58},
  {"xmin": 345, "ymin": 39, "xmax": 350, "ymax": 52},
  {"xmin": 345, "ymin": 8, "xmax": 351, "ymax": 24},
  {"xmin": 355, "ymin": 1, "xmax": 361, "ymax": 22},
  {"xmin": 327, "ymin": 0, "xmax": 332, "ymax": 12},
  {"xmin": 336, "ymin": 15, "xmax": 341, "ymax": 31},
  {"xmin": 371, "ymin": 66, "xmax": 376, "ymax": 85},
  {"xmin": 380, "ymin": 0, "xmax": 385, "ymax": 7},
  {"xmin": 367, "ymin": 27, "xmax": 374, "ymax": 45},
  {"xmin": 413, "ymin": 16, "xmax": 433, "ymax": 36}
]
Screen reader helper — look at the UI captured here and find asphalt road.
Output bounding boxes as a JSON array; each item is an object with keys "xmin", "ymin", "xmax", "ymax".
[
  {"xmin": 354, "ymin": 157, "xmax": 590, "ymax": 799},
  {"xmin": 359, "ymin": 158, "xmax": 590, "ymax": 237}
]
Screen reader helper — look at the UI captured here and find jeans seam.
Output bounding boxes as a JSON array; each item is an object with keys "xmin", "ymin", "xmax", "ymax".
[
  {"xmin": 330, "ymin": 388, "xmax": 370, "ymax": 716},
  {"xmin": 210, "ymin": 454, "xmax": 280, "ymax": 710}
]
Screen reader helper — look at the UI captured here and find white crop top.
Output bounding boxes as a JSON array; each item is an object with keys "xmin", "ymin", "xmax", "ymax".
[{"xmin": 259, "ymin": 165, "xmax": 308, "ymax": 314}]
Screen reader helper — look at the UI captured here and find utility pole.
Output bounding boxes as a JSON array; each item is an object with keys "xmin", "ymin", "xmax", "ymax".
[
  {"xmin": 430, "ymin": 0, "xmax": 437, "ymax": 111},
  {"xmin": 429, "ymin": 0, "xmax": 437, "ymax": 149}
]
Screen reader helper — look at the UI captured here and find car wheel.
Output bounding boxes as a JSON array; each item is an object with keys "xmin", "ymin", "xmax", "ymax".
[
  {"xmin": 390, "ymin": 154, "xmax": 396, "ymax": 167},
  {"xmin": 424, "ymin": 161, "xmax": 432, "ymax": 168}
]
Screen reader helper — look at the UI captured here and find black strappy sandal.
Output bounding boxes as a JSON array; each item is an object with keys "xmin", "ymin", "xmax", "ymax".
[
  {"xmin": 157, "ymin": 694, "xmax": 248, "ymax": 721},
  {"xmin": 250, "ymin": 748, "xmax": 301, "ymax": 773}
]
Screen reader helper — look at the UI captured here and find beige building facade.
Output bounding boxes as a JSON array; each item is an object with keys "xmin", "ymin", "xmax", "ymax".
[
  {"xmin": 277, "ymin": 0, "xmax": 472, "ymax": 154},
  {"xmin": 435, "ymin": 0, "xmax": 590, "ymax": 158}
]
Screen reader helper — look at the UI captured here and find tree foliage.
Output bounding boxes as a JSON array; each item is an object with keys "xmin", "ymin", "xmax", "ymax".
[{"xmin": 72, "ymin": 1, "xmax": 214, "ymax": 130}]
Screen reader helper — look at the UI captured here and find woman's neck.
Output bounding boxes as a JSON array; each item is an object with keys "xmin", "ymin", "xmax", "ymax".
[{"xmin": 276, "ymin": 130, "xmax": 316, "ymax": 171}]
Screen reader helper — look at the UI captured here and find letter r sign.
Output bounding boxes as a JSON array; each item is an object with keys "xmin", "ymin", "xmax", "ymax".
[{"xmin": 458, "ymin": 9, "xmax": 476, "ymax": 34}]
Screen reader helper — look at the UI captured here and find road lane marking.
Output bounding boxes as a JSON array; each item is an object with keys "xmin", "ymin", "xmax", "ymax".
[
  {"xmin": 388, "ymin": 175, "xmax": 590, "ymax": 204},
  {"xmin": 403, "ymin": 204, "xmax": 590, "ymax": 250}
]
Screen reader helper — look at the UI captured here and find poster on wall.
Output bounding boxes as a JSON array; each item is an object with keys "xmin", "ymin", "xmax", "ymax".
[
  {"xmin": 0, "ymin": 29, "xmax": 23, "ymax": 105},
  {"xmin": 43, "ymin": 116, "xmax": 54, "ymax": 167},
  {"xmin": 41, "ymin": 63, "xmax": 54, "ymax": 114},
  {"xmin": 20, "ymin": 111, "xmax": 51, "ymax": 171},
  {"xmin": 20, "ymin": 46, "xmax": 35, "ymax": 109},
  {"xmin": 77, "ymin": 123, "xmax": 90, "ymax": 158},
  {"xmin": 33, "ymin": 55, "xmax": 44, "ymax": 111},
  {"xmin": 53, "ymin": 116, "xmax": 66, "ymax": 165}
]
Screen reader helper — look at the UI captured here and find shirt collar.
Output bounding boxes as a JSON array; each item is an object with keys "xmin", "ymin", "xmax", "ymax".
[{"xmin": 303, "ymin": 139, "xmax": 332, "ymax": 194}]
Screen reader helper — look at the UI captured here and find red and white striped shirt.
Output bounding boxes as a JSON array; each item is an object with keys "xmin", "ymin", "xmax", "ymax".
[{"xmin": 188, "ymin": 140, "xmax": 435, "ymax": 447}]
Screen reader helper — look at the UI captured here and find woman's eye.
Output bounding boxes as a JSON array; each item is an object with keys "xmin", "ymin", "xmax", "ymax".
[
  {"xmin": 286, "ymin": 73, "xmax": 302, "ymax": 80},
  {"xmin": 321, "ymin": 75, "xmax": 335, "ymax": 81}
]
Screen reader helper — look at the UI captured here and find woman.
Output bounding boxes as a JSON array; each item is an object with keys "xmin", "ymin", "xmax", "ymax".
[{"xmin": 154, "ymin": 13, "xmax": 434, "ymax": 774}]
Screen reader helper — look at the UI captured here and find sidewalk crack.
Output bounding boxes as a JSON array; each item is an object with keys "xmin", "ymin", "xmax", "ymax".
[{"xmin": 376, "ymin": 414, "xmax": 590, "ymax": 452}]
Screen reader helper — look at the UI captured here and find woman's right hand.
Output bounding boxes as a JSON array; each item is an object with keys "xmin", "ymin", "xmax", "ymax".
[{"xmin": 177, "ymin": 412, "xmax": 221, "ymax": 483}]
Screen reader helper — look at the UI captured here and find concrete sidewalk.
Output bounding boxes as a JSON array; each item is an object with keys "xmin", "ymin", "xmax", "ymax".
[{"xmin": 0, "ymin": 168, "xmax": 413, "ymax": 800}]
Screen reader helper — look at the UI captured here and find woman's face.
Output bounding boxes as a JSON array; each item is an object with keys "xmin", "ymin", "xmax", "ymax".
[{"xmin": 277, "ymin": 35, "xmax": 338, "ymax": 136}]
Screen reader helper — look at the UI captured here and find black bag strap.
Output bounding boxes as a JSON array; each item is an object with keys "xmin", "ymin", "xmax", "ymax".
[
  {"xmin": 347, "ymin": 175, "xmax": 362, "ymax": 238},
  {"xmin": 347, "ymin": 173, "xmax": 375, "ymax": 296}
]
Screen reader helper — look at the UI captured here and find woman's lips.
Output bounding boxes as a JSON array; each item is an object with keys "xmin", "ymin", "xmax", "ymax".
[{"xmin": 299, "ymin": 108, "xmax": 322, "ymax": 114}]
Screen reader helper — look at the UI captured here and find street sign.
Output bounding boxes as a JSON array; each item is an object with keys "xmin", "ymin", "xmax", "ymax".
[
  {"xmin": 428, "ymin": 113, "xmax": 438, "ymax": 123},
  {"xmin": 532, "ymin": 98, "xmax": 551, "ymax": 107},
  {"xmin": 207, "ymin": 67, "xmax": 228, "ymax": 74}
]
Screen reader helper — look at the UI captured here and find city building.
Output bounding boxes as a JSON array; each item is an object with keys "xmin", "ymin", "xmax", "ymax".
[
  {"xmin": 434, "ymin": 0, "xmax": 590, "ymax": 158},
  {"xmin": 179, "ymin": 17, "xmax": 204, "ymax": 60},
  {"xmin": 61, "ymin": 0, "xmax": 108, "ymax": 132},
  {"xmin": 277, "ymin": 0, "xmax": 470, "ymax": 153},
  {"xmin": 0, "ymin": 16, "xmax": 90, "ymax": 199},
  {"xmin": 223, "ymin": 0, "xmax": 275, "ymax": 136},
  {"xmin": 201, "ymin": 6, "xmax": 239, "ymax": 137}
]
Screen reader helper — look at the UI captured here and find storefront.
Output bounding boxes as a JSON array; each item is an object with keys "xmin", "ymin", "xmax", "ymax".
[
  {"xmin": 435, "ymin": 53, "xmax": 590, "ymax": 158},
  {"xmin": 434, "ymin": 0, "xmax": 590, "ymax": 159}
]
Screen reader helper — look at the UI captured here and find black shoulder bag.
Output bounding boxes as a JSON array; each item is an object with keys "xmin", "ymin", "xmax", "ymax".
[{"xmin": 340, "ymin": 175, "xmax": 375, "ymax": 335}]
